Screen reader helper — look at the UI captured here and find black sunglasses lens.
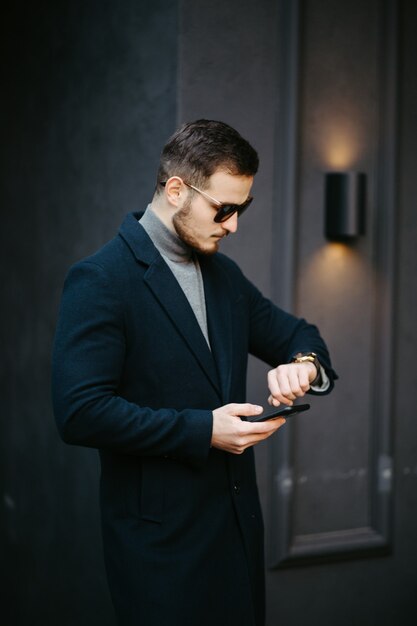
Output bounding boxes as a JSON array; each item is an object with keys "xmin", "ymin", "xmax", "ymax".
[
  {"xmin": 214, "ymin": 205, "xmax": 235, "ymax": 223},
  {"xmin": 214, "ymin": 197, "xmax": 253, "ymax": 223}
]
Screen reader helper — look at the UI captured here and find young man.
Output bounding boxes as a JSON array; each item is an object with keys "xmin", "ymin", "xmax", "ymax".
[{"xmin": 52, "ymin": 120, "xmax": 337, "ymax": 626}]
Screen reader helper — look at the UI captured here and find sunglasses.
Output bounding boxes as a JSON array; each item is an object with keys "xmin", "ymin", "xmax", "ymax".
[{"xmin": 160, "ymin": 179, "xmax": 253, "ymax": 223}]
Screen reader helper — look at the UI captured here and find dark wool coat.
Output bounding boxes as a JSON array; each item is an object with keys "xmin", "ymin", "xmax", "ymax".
[{"xmin": 52, "ymin": 212, "xmax": 336, "ymax": 626}]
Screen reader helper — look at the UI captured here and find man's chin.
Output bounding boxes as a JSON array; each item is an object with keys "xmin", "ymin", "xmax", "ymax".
[{"xmin": 193, "ymin": 241, "xmax": 219, "ymax": 256}]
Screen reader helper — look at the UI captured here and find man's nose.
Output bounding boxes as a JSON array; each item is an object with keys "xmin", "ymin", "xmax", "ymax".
[{"xmin": 222, "ymin": 211, "xmax": 238, "ymax": 233}]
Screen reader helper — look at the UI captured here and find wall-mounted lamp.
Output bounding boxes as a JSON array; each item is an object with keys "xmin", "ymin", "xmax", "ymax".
[{"xmin": 325, "ymin": 172, "xmax": 366, "ymax": 241}]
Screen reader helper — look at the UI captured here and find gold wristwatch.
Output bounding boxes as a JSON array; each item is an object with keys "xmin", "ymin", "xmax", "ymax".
[{"xmin": 292, "ymin": 352, "xmax": 321, "ymax": 386}]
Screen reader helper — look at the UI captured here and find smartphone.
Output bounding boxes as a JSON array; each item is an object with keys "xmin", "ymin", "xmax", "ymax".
[{"xmin": 244, "ymin": 403, "xmax": 310, "ymax": 422}]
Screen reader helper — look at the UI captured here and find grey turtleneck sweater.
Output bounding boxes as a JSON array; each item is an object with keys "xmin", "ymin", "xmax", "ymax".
[{"xmin": 139, "ymin": 206, "xmax": 211, "ymax": 348}]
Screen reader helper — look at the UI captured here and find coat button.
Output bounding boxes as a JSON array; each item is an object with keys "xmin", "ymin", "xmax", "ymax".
[{"xmin": 233, "ymin": 483, "xmax": 240, "ymax": 495}]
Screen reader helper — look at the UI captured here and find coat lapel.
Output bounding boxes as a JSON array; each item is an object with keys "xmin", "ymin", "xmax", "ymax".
[
  {"xmin": 119, "ymin": 213, "xmax": 222, "ymax": 396},
  {"xmin": 200, "ymin": 255, "xmax": 233, "ymax": 403},
  {"xmin": 144, "ymin": 258, "xmax": 222, "ymax": 394}
]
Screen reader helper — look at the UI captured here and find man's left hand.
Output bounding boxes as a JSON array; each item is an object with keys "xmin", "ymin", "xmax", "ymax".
[{"xmin": 267, "ymin": 362, "xmax": 317, "ymax": 406}]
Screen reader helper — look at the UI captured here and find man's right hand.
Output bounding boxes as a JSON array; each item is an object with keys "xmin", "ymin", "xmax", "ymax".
[{"xmin": 211, "ymin": 403, "xmax": 285, "ymax": 455}]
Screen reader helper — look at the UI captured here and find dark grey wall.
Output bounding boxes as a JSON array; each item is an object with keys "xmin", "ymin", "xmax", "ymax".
[
  {"xmin": 1, "ymin": 2, "xmax": 178, "ymax": 624},
  {"xmin": 2, "ymin": 1, "xmax": 416, "ymax": 625},
  {"xmin": 180, "ymin": 0, "xmax": 417, "ymax": 624}
]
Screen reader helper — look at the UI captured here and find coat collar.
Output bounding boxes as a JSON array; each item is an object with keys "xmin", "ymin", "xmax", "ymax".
[
  {"xmin": 118, "ymin": 211, "xmax": 160, "ymax": 266},
  {"xmin": 118, "ymin": 212, "xmax": 232, "ymax": 401}
]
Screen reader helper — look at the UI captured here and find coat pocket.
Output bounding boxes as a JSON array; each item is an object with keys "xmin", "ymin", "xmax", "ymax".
[{"xmin": 140, "ymin": 457, "xmax": 165, "ymax": 523}]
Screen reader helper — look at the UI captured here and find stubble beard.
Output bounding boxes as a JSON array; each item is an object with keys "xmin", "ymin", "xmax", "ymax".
[{"xmin": 172, "ymin": 199, "xmax": 221, "ymax": 256}]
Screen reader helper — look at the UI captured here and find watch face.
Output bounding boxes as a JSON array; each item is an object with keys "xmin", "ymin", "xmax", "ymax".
[
  {"xmin": 294, "ymin": 352, "xmax": 316, "ymax": 361},
  {"xmin": 294, "ymin": 352, "xmax": 317, "ymax": 360}
]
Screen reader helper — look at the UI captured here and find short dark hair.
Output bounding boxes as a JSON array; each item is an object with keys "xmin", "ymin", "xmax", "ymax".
[{"xmin": 155, "ymin": 119, "xmax": 259, "ymax": 193}]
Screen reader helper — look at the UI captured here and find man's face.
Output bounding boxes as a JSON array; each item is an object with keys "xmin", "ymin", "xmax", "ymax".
[{"xmin": 172, "ymin": 170, "xmax": 254, "ymax": 255}]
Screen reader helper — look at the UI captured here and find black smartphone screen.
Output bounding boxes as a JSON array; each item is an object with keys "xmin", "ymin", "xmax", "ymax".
[{"xmin": 245, "ymin": 403, "xmax": 310, "ymax": 422}]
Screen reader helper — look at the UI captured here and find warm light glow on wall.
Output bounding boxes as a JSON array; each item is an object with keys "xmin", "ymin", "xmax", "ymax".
[
  {"xmin": 319, "ymin": 119, "xmax": 361, "ymax": 169},
  {"xmin": 298, "ymin": 242, "xmax": 373, "ymax": 352},
  {"xmin": 312, "ymin": 242, "xmax": 356, "ymax": 271},
  {"xmin": 302, "ymin": 243, "xmax": 365, "ymax": 300}
]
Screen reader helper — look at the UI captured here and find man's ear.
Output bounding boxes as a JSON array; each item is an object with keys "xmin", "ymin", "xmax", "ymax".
[{"xmin": 164, "ymin": 176, "xmax": 184, "ymax": 207}]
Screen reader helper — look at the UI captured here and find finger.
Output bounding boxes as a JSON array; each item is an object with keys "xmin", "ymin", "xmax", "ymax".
[
  {"xmin": 240, "ymin": 418, "xmax": 286, "ymax": 448},
  {"xmin": 287, "ymin": 367, "xmax": 308, "ymax": 397},
  {"xmin": 268, "ymin": 393, "xmax": 293, "ymax": 407},
  {"xmin": 259, "ymin": 417, "xmax": 286, "ymax": 433},
  {"xmin": 244, "ymin": 416, "xmax": 286, "ymax": 435},
  {"xmin": 267, "ymin": 393, "xmax": 280, "ymax": 407},
  {"xmin": 267, "ymin": 381, "xmax": 288, "ymax": 406},
  {"xmin": 272, "ymin": 392, "xmax": 295, "ymax": 405},
  {"xmin": 228, "ymin": 403, "xmax": 263, "ymax": 418},
  {"xmin": 276, "ymin": 374, "xmax": 297, "ymax": 400},
  {"xmin": 270, "ymin": 370, "xmax": 296, "ymax": 403},
  {"xmin": 296, "ymin": 365, "xmax": 311, "ymax": 392},
  {"xmin": 267, "ymin": 368, "xmax": 282, "ymax": 399}
]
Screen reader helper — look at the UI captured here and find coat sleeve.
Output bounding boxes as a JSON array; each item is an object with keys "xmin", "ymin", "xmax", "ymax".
[
  {"xmin": 51, "ymin": 261, "xmax": 213, "ymax": 467},
  {"xmin": 225, "ymin": 258, "xmax": 338, "ymax": 392}
]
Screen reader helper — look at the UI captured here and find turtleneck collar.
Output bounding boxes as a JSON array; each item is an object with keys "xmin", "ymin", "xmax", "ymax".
[{"xmin": 139, "ymin": 205, "xmax": 193, "ymax": 263}]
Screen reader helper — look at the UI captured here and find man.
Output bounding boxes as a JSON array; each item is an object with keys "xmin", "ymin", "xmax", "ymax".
[{"xmin": 52, "ymin": 120, "xmax": 337, "ymax": 626}]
